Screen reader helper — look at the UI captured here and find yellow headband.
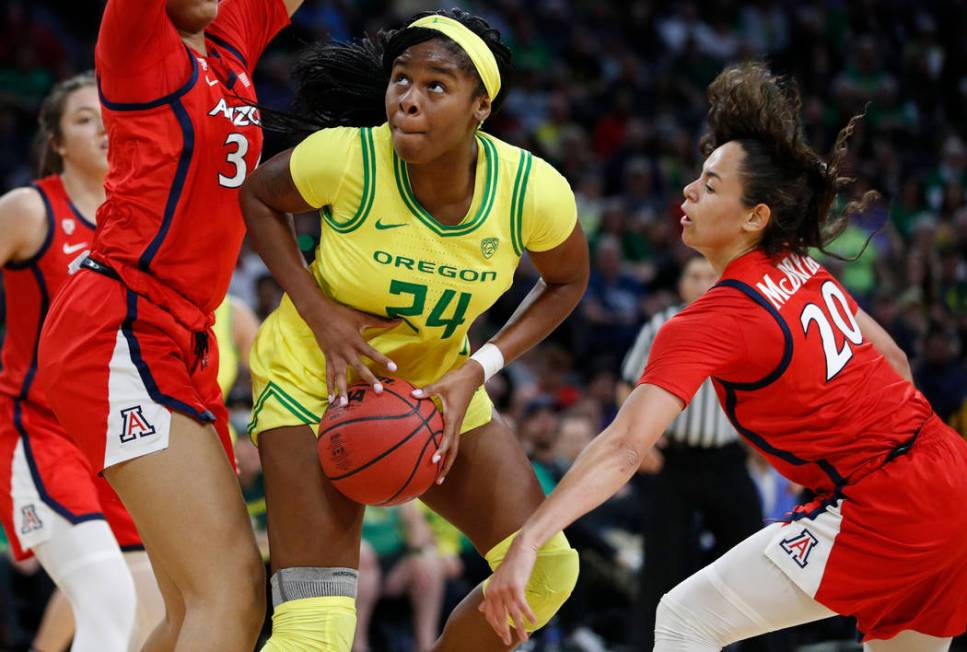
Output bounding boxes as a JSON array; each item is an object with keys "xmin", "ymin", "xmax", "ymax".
[{"xmin": 408, "ymin": 15, "xmax": 501, "ymax": 100}]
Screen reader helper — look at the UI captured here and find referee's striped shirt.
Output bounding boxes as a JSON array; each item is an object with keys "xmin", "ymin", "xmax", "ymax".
[{"xmin": 621, "ymin": 305, "xmax": 738, "ymax": 449}]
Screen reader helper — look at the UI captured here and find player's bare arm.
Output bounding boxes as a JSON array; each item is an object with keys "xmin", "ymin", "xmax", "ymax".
[
  {"xmin": 480, "ymin": 383, "xmax": 682, "ymax": 644},
  {"xmin": 491, "ymin": 224, "xmax": 591, "ymax": 364},
  {"xmin": 412, "ymin": 223, "xmax": 590, "ymax": 483},
  {"xmin": 855, "ymin": 308, "xmax": 912, "ymax": 382},
  {"xmin": 282, "ymin": 0, "xmax": 304, "ymax": 16},
  {"xmin": 240, "ymin": 150, "xmax": 399, "ymax": 404},
  {"xmin": 0, "ymin": 187, "xmax": 48, "ymax": 267}
]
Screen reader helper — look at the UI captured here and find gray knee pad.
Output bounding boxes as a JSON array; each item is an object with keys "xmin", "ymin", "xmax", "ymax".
[{"xmin": 270, "ymin": 567, "xmax": 358, "ymax": 608}]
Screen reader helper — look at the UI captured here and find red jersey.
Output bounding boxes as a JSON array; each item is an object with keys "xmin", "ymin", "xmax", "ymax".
[
  {"xmin": 642, "ymin": 250, "xmax": 934, "ymax": 494},
  {"xmin": 0, "ymin": 175, "xmax": 96, "ymax": 405},
  {"xmin": 93, "ymin": 0, "xmax": 289, "ymax": 331}
]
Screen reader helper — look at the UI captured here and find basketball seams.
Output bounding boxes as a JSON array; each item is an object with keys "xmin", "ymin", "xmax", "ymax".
[
  {"xmin": 378, "ymin": 426, "xmax": 443, "ymax": 505},
  {"xmin": 318, "ymin": 379, "xmax": 444, "ymax": 504},
  {"xmin": 322, "ymin": 397, "xmax": 440, "ymax": 482},
  {"xmin": 323, "ymin": 415, "xmax": 428, "ymax": 481},
  {"xmin": 317, "ymin": 402, "xmax": 420, "ymax": 438}
]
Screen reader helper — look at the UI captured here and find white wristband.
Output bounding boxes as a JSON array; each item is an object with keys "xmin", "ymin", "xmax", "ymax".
[{"xmin": 470, "ymin": 343, "xmax": 504, "ymax": 382}]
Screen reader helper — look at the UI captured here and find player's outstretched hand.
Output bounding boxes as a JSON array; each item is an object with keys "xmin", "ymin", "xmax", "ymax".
[
  {"xmin": 411, "ymin": 360, "xmax": 483, "ymax": 484},
  {"xmin": 302, "ymin": 298, "xmax": 399, "ymax": 405},
  {"xmin": 479, "ymin": 535, "xmax": 538, "ymax": 646}
]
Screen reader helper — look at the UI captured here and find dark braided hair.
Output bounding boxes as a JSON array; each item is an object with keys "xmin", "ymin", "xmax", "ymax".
[
  {"xmin": 699, "ymin": 62, "xmax": 879, "ymax": 259},
  {"xmin": 35, "ymin": 71, "xmax": 96, "ymax": 177},
  {"xmin": 270, "ymin": 8, "xmax": 512, "ymax": 134}
]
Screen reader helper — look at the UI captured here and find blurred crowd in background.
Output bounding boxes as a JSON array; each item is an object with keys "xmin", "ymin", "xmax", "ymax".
[{"xmin": 0, "ymin": 0, "xmax": 964, "ymax": 650}]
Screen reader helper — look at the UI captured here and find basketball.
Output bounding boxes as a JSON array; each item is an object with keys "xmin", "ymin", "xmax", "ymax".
[{"xmin": 317, "ymin": 377, "xmax": 444, "ymax": 506}]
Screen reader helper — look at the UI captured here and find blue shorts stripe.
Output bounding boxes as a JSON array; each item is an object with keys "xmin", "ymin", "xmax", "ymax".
[
  {"xmin": 120, "ymin": 291, "xmax": 215, "ymax": 424},
  {"xmin": 13, "ymin": 399, "xmax": 105, "ymax": 525}
]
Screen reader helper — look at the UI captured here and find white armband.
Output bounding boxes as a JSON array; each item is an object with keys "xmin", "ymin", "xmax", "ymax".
[{"xmin": 470, "ymin": 342, "xmax": 504, "ymax": 382}]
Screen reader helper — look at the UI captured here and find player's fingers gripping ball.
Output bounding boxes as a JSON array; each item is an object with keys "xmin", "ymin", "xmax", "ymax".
[{"xmin": 317, "ymin": 377, "xmax": 444, "ymax": 505}]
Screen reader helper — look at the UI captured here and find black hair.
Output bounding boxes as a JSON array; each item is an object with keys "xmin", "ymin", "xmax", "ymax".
[
  {"xmin": 270, "ymin": 8, "xmax": 512, "ymax": 134},
  {"xmin": 699, "ymin": 62, "xmax": 879, "ymax": 259},
  {"xmin": 35, "ymin": 71, "xmax": 96, "ymax": 177}
]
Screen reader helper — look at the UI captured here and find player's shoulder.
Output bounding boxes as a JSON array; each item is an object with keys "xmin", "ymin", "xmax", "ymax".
[
  {"xmin": 478, "ymin": 131, "xmax": 570, "ymax": 192},
  {"xmin": 670, "ymin": 285, "xmax": 757, "ymax": 331},
  {"xmin": 299, "ymin": 125, "xmax": 365, "ymax": 150},
  {"xmin": 0, "ymin": 185, "xmax": 51, "ymax": 266},
  {"xmin": 0, "ymin": 185, "xmax": 47, "ymax": 225},
  {"xmin": 293, "ymin": 125, "xmax": 365, "ymax": 170}
]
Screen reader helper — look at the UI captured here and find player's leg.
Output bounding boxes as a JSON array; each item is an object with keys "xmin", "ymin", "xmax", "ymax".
[
  {"xmin": 353, "ymin": 540, "xmax": 382, "ymax": 652},
  {"xmin": 864, "ymin": 631, "xmax": 951, "ymax": 652},
  {"xmin": 104, "ymin": 412, "xmax": 265, "ymax": 652},
  {"xmin": 384, "ymin": 552, "xmax": 446, "ymax": 651},
  {"xmin": 137, "ymin": 552, "xmax": 185, "ymax": 652},
  {"xmin": 123, "ymin": 549, "xmax": 166, "ymax": 651},
  {"xmin": 420, "ymin": 414, "xmax": 578, "ymax": 651},
  {"xmin": 258, "ymin": 424, "xmax": 364, "ymax": 651},
  {"xmin": 31, "ymin": 515, "xmax": 137, "ymax": 652},
  {"xmin": 653, "ymin": 523, "xmax": 835, "ymax": 651},
  {"xmin": 31, "ymin": 588, "xmax": 73, "ymax": 652}
]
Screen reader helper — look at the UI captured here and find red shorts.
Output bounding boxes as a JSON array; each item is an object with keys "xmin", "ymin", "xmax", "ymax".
[
  {"xmin": 37, "ymin": 269, "xmax": 232, "ymax": 474},
  {"xmin": 766, "ymin": 415, "xmax": 967, "ymax": 640},
  {"xmin": 0, "ymin": 396, "xmax": 141, "ymax": 560}
]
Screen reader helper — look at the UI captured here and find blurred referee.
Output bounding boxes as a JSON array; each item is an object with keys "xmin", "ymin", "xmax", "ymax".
[{"xmin": 618, "ymin": 256, "xmax": 765, "ymax": 650}]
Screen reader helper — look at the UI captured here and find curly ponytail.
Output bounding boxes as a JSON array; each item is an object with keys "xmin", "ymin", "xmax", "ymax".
[{"xmin": 699, "ymin": 62, "xmax": 879, "ymax": 259}]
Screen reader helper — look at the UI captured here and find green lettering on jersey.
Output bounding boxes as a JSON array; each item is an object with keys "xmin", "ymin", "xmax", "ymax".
[
  {"xmin": 386, "ymin": 280, "xmax": 426, "ymax": 334},
  {"xmin": 384, "ymin": 280, "xmax": 473, "ymax": 340},
  {"xmin": 372, "ymin": 251, "xmax": 497, "ymax": 285},
  {"xmin": 426, "ymin": 289, "xmax": 472, "ymax": 339}
]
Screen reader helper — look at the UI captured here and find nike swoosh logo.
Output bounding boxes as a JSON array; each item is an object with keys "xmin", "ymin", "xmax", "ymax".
[
  {"xmin": 62, "ymin": 242, "xmax": 89, "ymax": 255},
  {"xmin": 375, "ymin": 219, "xmax": 407, "ymax": 230},
  {"xmin": 206, "ymin": 76, "xmax": 219, "ymax": 86}
]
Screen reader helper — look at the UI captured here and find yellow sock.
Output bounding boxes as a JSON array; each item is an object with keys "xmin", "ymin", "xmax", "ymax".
[{"xmin": 260, "ymin": 596, "xmax": 356, "ymax": 652}]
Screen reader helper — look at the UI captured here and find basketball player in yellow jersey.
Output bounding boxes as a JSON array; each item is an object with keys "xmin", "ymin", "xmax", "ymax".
[{"xmin": 240, "ymin": 9, "xmax": 588, "ymax": 651}]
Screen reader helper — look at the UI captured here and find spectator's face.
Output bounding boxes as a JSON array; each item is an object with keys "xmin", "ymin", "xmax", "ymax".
[
  {"xmin": 56, "ymin": 85, "xmax": 107, "ymax": 178},
  {"xmin": 555, "ymin": 417, "xmax": 594, "ymax": 464},
  {"xmin": 166, "ymin": 0, "xmax": 218, "ymax": 33},
  {"xmin": 521, "ymin": 408, "xmax": 560, "ymax": 454},
  {"xmin": 678, "ymin": 257, "xmax": 718, "ymax": 304},
  {"xmin": 681, "ymin": 142, "xmax": 763, "ymax": 255},
  {"xmin": 386, "ymin": 40, "xmax": 490, "ymax": 165}
]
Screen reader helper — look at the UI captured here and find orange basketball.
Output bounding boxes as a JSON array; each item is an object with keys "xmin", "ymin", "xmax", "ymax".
[{"xmin": 317, "ymin": 377, "xmax": 443, "ymax": 506}]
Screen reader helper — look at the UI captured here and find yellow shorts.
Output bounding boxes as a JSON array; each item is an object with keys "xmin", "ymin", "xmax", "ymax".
[{"xmin": 247, "ymin": 295, "xmax": 494, "ymax": 442}]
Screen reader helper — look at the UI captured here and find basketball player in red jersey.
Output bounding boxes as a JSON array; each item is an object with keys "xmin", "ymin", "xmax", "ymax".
[
  {"xmin": 36, "ymin": 1, "xmax": 303, "ymax": 649},
  {"xmin": 483, "ymin": 63, "xmax": 967, "ymax": 652},
  {"xmin": 0, "ymin": 73, "xmax": 164, "ymax": 651}
]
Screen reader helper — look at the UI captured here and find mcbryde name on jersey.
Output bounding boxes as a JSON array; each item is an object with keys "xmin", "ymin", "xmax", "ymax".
[{"xmin": 755, "ymin": 254, "xmax": 822, "ymax": 310}]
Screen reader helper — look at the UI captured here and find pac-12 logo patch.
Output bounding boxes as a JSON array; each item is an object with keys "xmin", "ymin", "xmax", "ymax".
[
  {"xmin": 481, "ymin": 237, "xmax": 499, "ymax": 259},
  {"xmin": 779, "ymin": 528, "xmax": 819, "ymax": 568},
  {"xmin": 20, "ymin": 504, "xmax": 43, "ymax": 534},
  {"xmin": 119, "ymin": 405, "xmax": 157, "ymax": 443},
  {"xmin": 61, "ymin": 218, "xmax": 75, "ymax": 235}
]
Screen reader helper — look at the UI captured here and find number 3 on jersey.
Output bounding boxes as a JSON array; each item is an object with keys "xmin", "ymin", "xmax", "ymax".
[
  {"xmin": 219, "ymin": 133, "xmax": 249, "ymax": 188},
  {"xmin": 800, "ymin": 281, "xmax": 863, "ymax": 381}
]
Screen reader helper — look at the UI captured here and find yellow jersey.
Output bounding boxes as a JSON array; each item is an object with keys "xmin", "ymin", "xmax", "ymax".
[{"xmin": 248, "ymin": 123, "xmax": 576, "ymax": 437}]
